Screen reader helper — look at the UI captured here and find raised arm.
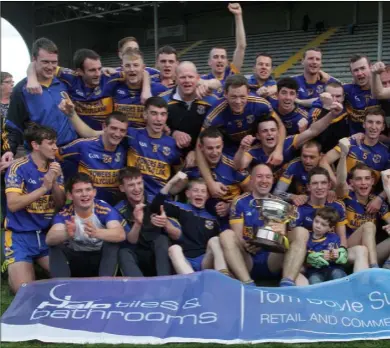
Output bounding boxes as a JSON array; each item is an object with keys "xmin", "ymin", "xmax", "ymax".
[
  {"xmin": 335, "ymin": 138, "xmax": 350, "ymax": 198},
  {"xmin": 229, "ymin": 3, "xmax": 246, "ymax": 72},
  {"xmin": 371, "ymin": 62, "xmax": 390, "ymax": 99},
  {"xmin": 233, "ymin": 135, "xmax": 255, "ymax": 170},
  {"xmin": 58, "ymin": 92, "xmax": 101, "ymax": 138}
]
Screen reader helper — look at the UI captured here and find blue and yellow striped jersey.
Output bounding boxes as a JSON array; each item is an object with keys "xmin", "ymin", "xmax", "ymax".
[
  {"xmin": 292, "ymin": 74, "xmax": 340, "ymax": 102},
  {"xmin": 269, "ymin": 99, "xmax": 309, "ymax": 135},
  {"xmin": 57, "ymin": 136, "xmax": 127, "ymax": 206},
  {"xmin": 307, "ymin": 232, "xmax": 342, "ymax": 254},
  {"xmin": 278, "ymin": 158, "xmax": 309, "ymax": 195},
  {"xmin": 202, "ymin": 95, "xmax": 275, "ymax": 156},
  {"xmin": 343, "ymin": 83, "xmax": 381, "ymax": 135},
  {"xmin": 292, "ymin": 201, "xmax": 348, "ymax": 231},
  {"xmin": 342, "ymin": 190, "xmax": 390, "ymax": 237},
  {"xmin": 104, "ymin": 74, "xmax": 169, "ymax": 128},
  {"xmin": 333, "ymin": 137, "xmax": 390, "ymax": 184},
  {"xmin": 126, "ymin": 127, "xmax": 182, "ymax": 197},
  {"xmin": 56, "ymin": 68, "xmax": 113, "ymax": 130},
  {"xmin": 4, "ymin": 155, "xmax": 64, "ymax": 233}
]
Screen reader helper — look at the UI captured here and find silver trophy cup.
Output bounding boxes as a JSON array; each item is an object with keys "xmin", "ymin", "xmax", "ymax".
[{"xmin": 249, "ymin": 198, "xmax": 296, "ymax": 253}]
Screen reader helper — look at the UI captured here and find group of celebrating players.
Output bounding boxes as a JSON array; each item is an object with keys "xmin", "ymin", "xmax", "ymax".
[{"xmin": 1, "ymin": 2, "xmax": 390, "ymax": 294}]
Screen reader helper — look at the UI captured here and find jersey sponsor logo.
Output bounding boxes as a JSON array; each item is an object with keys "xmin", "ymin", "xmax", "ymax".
[
  {"xmin": 82, "ymin": 168, "xmax": 120, "ymax": 187},
  {"xmin": 128, "ymin": 154, "xmax": 171, "ymax": 181},
  {"xmin": 26, "ymin": 195, "xmax": 55, "ymax": 215},
  {"xmin": 114, "ymin": 104, "xmax": 145, "ymax": 127},
  {"xmin": 74, "ymin": 98, "xmax": 113, "ymax": 116}
]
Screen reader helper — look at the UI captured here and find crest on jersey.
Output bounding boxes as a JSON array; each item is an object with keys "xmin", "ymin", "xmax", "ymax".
[
  {"xmin": 205, "ymin": 220, "xmax": 214, "ymax": 230},
  {"xmin": 162, "ymin": 146, "xmax": 171, "ymax": 156},
  {"xmin": 316, "ymin": 85, "xmax": 324, "ymax": 94},
  {"xmin": 373, "ymin": 154, "xmax": 382, "ymax": 164},
  {"xmin": 94, "ymin": 87, "xmax": 102, "ymax": 96},
  {"xmin": 197, "ymin": 105, "xmax": 206, "ymax": 115},
  {"xmin": 115, "ymin": 152, "xmax": 121, "ymax": 162},
  {"xmin": 246, "ymin": 114, "xmax": 255, "ymax": 124}
]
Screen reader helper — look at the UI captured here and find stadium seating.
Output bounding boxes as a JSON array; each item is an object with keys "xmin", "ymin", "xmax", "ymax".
[{"xmin": 101, "ymin": 22, "xmax": 390, "ymax": 82}]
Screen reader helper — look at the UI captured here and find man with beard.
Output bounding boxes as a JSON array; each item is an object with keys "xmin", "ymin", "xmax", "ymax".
[
  {"xmin": 292, "ymin": 48, "xmax": 339, "ymax": 109},
  {"xmin": 201, "ymin": 3, "xmax": 246, "ymax": 96},
  {"xmin": 343, "ymin": 54, "xmax": 382, "ymax": 134},
  {"xmin": 220, "ymin": 164, "xmax": 308, "ymax": 287},
  {"xmin": 291, "ymin": 167, "xmax": 369, "ymax": 271},
  {"xmin": 115, "ymin": 167, "xmax": 172, "ymax": 277},
  {"xmin": 246, "ymin": 53, "xmax": 277, "ymax": 98},
  {"xmin": 46, "ymin": 173, "xmax": 127, "ymax": 278},
  {"xmin": 273, "ymin": 140, "xmax": 323, "ymax": 206},
  {"xmin": 3, "ymin": 125, "xmax": 65, "ymax": 293},
  {"xmin": 104, "ymin": 48, "xmax": 168, "ymax": 128},
  {"xmin": 336, "ymin": 142, "xmax": 390, "ymax": 269},
  {"xmin": 56, "ymin": 110, "xmax": 128, "ymax": 206},
  {"xmin": 161, "ymin": 61, "xmax": 220, "ymax": 163}
]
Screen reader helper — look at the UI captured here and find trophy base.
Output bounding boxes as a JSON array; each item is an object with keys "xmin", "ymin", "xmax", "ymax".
[{"xmin": 249, "ymin": 237, "xmax": 287, "ymax": 254}]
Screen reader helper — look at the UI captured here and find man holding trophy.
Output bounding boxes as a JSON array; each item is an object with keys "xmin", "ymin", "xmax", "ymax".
[{"xmin": 220, "ymin": 164, "xmax": 309, "ymax": 287}]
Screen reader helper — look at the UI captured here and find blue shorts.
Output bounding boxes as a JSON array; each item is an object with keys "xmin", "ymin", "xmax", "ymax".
[
  {"xmin": 3, "ymin": 230, "xmax": 49, "ymax": 270},
  {"xmin": 186, "ymin": 254, "xmax": 205, "ymax": 272},
  {"xmin": 250, "ymin": 250, "xmax": 281, "ymax": 280}
]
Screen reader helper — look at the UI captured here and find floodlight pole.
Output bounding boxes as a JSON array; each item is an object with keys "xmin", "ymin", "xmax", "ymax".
[
  {"xmin": 154, "ymin": 2, "xmax": 159, "ymax": 56},
  {"xmin": 378, "ymin": 1, "xmax": 383, "ymax": 61}
]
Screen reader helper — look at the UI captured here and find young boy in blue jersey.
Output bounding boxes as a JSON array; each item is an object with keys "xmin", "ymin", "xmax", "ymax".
[
  {"xmin": 46, "ymin": 173, "xmax": 127, "ymax": 278},
  {"xmin": 305, "ymin": 207, "xmax": 348, "ymax": 285},
  {"xmin": 184, "ymin": 127, "xmax": 250, "ymax": 230},
  {"xmin": 57, "ymin": 111, "xmax": 128, "ymax": 206},
  {"xmin": 3, "ymin": 125, "xmax": 65, "ymax": 293},
  {"xmin": 201, "ymin": 3, "xmax": 246, "ymax": 96},
  {"xmin": 150, "ymin": 172, "xmax": 229, "ymax": 275}
]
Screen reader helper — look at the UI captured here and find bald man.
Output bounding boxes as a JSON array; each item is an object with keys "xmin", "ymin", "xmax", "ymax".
[{"xmin": 161, "ymin": 61, "xmax": 220, "ymax": 161}]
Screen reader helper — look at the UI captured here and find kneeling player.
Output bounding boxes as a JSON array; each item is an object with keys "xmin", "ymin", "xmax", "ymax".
[
  {"xmin": 150, "ymin": 173, "xmax": 229, "ymax": 275},
  {"xmin": 46, "ymin": 173, "xmax": 127, "ymax": 277}
]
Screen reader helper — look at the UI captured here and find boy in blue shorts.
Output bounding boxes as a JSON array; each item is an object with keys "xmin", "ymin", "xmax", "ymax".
[
  {"xmin": 305, "ymin": 206, "xmax": 348, "ymax": 284},
  {"xmin": 3, "ymin": 125, "xmax": 65, "ymax": 293}
]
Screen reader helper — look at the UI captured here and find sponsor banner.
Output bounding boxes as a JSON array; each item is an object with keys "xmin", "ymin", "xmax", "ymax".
[{"xmin": 2, "ymin": 269, "xmax": 390, "ymax": 344}]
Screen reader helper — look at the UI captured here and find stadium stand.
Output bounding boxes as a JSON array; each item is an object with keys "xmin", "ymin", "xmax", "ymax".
[{"xmin": 101, "ymin": 22, "xmax": 390, "ymax": 82}]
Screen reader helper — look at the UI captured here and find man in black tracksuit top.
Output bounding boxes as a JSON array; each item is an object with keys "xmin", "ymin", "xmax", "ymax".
[{"xmin": 150, "ymin": 171, "xmax": 229, "ymax": 275}]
